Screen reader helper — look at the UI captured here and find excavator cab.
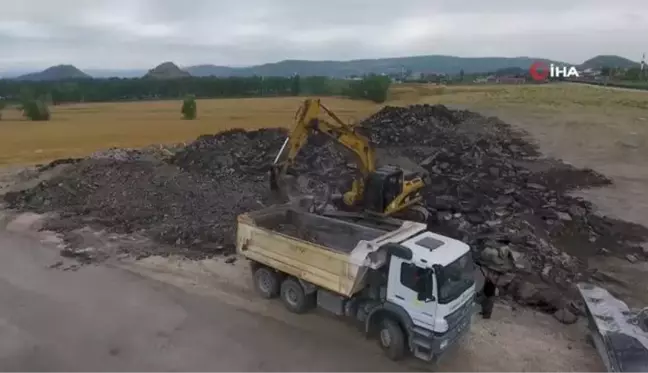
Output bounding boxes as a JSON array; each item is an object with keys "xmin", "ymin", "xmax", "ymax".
[{"xmin": 363, "ymin": 166, "xmax": 404, "ymax": 214}]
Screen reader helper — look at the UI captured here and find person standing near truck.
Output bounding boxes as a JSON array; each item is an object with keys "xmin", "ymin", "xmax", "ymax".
[{"xmin": 480, "ymin": 274, "xmax": 496, "ymax": 319}]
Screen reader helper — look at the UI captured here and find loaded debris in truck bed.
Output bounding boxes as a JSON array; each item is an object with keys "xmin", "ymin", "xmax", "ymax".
[{"xmin": 252, "ymin": 208, "xmax": 387, "ymax": 254}]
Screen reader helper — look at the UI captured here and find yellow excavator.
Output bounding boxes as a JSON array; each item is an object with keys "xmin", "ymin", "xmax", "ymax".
[{"xmin": 269, "ymin": 98, "xmax": 430, "ymax": 223}]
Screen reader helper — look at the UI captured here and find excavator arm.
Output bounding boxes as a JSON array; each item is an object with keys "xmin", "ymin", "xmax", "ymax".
[
  {"xmin": 270, "ymin": 98, "xmax": 375, "ymax": 206},
  {"xmin": 270, "ymin": 98, "xmax": 429, "ymax": 222}
]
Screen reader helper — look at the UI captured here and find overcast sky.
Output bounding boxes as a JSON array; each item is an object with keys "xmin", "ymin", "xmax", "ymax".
[{"xmin": 1, "ymin": 0, "xmax": 647, "ymax": 70}]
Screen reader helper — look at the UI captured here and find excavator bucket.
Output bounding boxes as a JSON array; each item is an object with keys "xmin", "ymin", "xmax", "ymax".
[
  {"xmin": 269, "ymin": 166, "xmax": 291, "ymax": 204},
  {"xmin": 269, "ymin": 166, "xmax": 280, "ymax": 191},
  {"xmin": 577, "ymin": 283, "xmax": 648, "ymax": 372},
  {"xmin": 268, "ymin": 166, "xmax": 303, "ymax": 205}
]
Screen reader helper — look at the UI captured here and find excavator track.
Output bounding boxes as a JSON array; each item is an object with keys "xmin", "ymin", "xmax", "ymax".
[{"xmin": 392, "ymin": 204, "xmax": 430, "ymax": 224}]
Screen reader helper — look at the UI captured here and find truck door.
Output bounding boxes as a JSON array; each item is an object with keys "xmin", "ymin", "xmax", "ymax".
[{"xmin": 386, "ymin": 257, "xmax": 437, "ymax": 330}]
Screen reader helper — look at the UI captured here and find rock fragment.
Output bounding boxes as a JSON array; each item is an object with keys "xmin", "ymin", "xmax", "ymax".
[{"xmin": 553, "ymin": 308, "xmax": 578, "ymax": 324}]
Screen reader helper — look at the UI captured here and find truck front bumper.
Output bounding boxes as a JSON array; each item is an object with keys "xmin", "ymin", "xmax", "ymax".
[{"xmin": 411, "ymin": 304, "xmax": 474, "ymax": 363}]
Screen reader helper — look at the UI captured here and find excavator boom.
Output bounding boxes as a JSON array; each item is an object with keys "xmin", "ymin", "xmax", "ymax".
[
  {"xmin": 270, "ymin": 99, "xmax": 429, "ymax": 222},
  {"xmin": 271, "ymin": 99, "xmax": 375, "ymax": 196}
]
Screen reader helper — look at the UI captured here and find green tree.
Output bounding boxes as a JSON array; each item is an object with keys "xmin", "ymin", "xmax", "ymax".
[
  {"xmin": 291, "ymin": 74, "xmax": 301, "ymax": 96},
  {"xmin": 624, "ymin": 67, "xmax": 641, "ymax": 81},
  {"xmin": 22, "ymin": 99, "xmax": 50, "ymax": 121},
  {"xmin": 0, "ymin": 75, "xmax": 342, "ymax": 104},
  {"xmin": 181, "ymin": 94, "xmax": 197, "ymax": 120},
  {"xmin": 459, "ymin": 69, "xmax": 465, "ymax": 82},
  {"xmin": 43, "ymin": 92, "xmax": 53, "ymax": 105},
  {"xmin": 19, "ymin": 86, "xmax": 34, "ymax": 104},
  {"xmin": 346, "ymin": 74, "xmax": 391, "ymax": 103},
  {"xmin": 301, "ymin": 76, "xmax": 331, "ymax": 95}
]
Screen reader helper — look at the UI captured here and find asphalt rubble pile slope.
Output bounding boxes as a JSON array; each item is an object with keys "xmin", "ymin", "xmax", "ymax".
[
  {"xmin": 361, "ymin": 105, "xmax": 648, "ymax": 317},
  {"xmin": 4, "ymin": 104, "xmax": 648, "ymax": 317}
]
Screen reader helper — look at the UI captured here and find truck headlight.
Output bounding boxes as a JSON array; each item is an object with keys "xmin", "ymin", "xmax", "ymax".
[{"xmin": 440, "ymin": 339, "xmax": 449, "ymax": 350}]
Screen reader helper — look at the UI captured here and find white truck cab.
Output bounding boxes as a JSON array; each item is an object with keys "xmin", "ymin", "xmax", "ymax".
[{"xmin": 384, "ymin": 231, "xmax": 475, "ymax": 360}]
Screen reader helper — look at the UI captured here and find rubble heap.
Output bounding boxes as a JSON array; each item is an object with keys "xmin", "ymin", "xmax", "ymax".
[
  {"xmin": 5, "ymin": 129, "xmax": 291, "ymax": 258},
  {"xmin": 4, "ymin": 104, "xmax": 648, "ymax": 314},
  {"xmin": 362, "ymin": 105, "xmax": 647, "ymax": 311}
]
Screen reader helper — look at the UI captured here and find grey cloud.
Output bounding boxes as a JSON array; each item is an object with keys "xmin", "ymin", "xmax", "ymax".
[{"xmin": 0, "ymin": 0, "xmax": 646, "ymax": 70}]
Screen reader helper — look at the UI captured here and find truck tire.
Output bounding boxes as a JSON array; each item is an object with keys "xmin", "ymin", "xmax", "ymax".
[
  {"xmin": 378, "ymin": 318, "xmax": 406, "ymax": 361},
  {"xmin": 253, "ymin": 267, "xmax": 280, "ymax": 299},
  {"xmin": 280, "ymin": 278, "xmax": 312, "ymax": 314}
]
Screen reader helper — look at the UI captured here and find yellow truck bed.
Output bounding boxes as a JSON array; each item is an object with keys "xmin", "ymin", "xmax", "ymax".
[{"xmin": 236, "ymin": 204, "xmax": 426, "ymax": 297}]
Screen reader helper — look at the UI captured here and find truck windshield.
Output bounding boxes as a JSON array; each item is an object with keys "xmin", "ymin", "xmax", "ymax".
[{"xmin": 436, "ymin": 251, "xmax": 474, "ymax": 304}]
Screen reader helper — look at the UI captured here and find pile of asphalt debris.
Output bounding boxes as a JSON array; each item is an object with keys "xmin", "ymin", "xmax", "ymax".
[{"xmin": 4, "ymin": 104, "xmax": 648, "ymax": 318}]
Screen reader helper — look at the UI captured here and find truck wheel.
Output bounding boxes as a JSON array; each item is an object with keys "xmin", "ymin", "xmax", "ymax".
[
  {"xmin": 378, "ymin": 318, "xmax": 406, "ymax": 361},
  {"xmin": 253, "ymin": 267, "xmax": 280, "ymax": 299},
  {"xmin": 280, "ymin": 278, "xmax": 311, "ymax": 314}
]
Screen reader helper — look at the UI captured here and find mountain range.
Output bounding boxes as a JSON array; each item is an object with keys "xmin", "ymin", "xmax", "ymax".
[{"xmin": 3, "ymin": 55, "xmax": 640, "ymax": 81}]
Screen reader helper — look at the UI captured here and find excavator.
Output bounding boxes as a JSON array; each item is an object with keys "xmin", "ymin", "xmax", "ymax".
[{"xmin": 269, "ymin": 98, "xmax": 430, "ymax": 223}]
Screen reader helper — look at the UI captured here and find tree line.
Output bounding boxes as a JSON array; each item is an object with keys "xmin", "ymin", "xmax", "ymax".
[{"xmin": 0, "ymin": 74, "xmax": 391, "ymax": 107}]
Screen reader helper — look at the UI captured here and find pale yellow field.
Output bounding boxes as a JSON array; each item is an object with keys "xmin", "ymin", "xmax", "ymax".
[{"xmin": 1, "ymin": 83, "xmax": 647, "ymax": 166}]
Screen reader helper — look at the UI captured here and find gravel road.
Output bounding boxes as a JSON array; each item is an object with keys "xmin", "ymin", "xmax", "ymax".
[{"xmin": 0, "ymin": 225, "xmax": 603, "ymax": 371}]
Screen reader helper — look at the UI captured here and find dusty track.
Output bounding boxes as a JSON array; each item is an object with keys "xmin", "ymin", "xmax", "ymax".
[{"xmin": 0, "ymin": 219, "xmax": 602, "ymax": 371}]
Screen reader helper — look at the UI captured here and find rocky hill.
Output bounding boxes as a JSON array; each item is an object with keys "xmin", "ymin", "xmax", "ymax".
[
  {"xmin": 143, "ymin": 62, "xmax": 191, "ymax": 79},
  {"xmin": 580, "ymin": 55, "xmax": 639, "ymax": 70},
  {"xmin": 16, "ymin": 65, "xmax": 91, "ymax": 81}
]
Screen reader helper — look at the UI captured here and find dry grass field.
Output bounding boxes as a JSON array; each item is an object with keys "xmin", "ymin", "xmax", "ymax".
[
  {"xmin": 0, "ymin": 83, "xmax": 646, "ymax": 168},
  {"xmin": 0, "ymin": 97, "xmax": 380, "ymax": 166}
]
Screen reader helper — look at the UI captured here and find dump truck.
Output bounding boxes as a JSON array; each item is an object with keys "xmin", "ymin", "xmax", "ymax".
[{"xmin": 236, "ymin": 202, "xmax": 476, "ymax": 363}]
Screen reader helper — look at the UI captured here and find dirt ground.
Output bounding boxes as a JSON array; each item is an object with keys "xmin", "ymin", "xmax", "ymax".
[
  {"xmin": 6, "ymin": 84, "xmax": 641, "ymax": 308},
  {"xmin": 1, "ymin": 83, "xmax": 646, "ymax": 370},
  {"xmin": 129, "ymin": 255, "xmax": 603, "ymax": 372},
  {"xmin": 0, "ymin": 212, "xmax": 602, "ymax": 372}
]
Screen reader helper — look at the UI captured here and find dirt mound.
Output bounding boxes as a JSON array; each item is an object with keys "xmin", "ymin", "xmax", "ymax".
[
  {"xmin": 4, "ymin": 103, "xmax": 648, "ymax": 313},
  {"xmin": 3, "ymin": 127, "xmax": 356, "ymax": 258},
  {"xmin": 361, "ymin": 105, "xmax": 647, "ymax": 311},
  {"xmin": 4, "ymin": 131, "xmax": 291, "ymax": 258},
  {"xmin": 170, "ymin": 128, "xmax": 287, "ymax": 176}
]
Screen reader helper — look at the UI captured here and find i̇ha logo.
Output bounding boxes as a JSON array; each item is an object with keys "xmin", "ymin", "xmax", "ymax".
[{"xmin": 529, "ymin": 61, "xmax": 580, "ymax": 81}]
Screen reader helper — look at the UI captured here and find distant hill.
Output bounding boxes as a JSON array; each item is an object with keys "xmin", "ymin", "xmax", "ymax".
[
  {"xmin": 493, "ymin": 67, "xmax": 528, "ymax": 76},
  {"xmin": 7, "ymin": 54, "xmax": 639, "ymax": 80},
  {"xmin": 185, "ymin": 65, "xmax": 237, "ymax": 77},
  {"xmin": 143, "ymin": 62, "xmax": 191, "ymax": 79},
  {"xmin": 580, "ymin": 55, "xmax": 639, "ymax": 70},
  {"xmin": 85, "ymin": 69, "xmax": 148, "ymax": 78},
  {"xmin": 185, "ymin": 55, "xmax": 567, "ymax": 78},
  {"xmin": 16, "ymin": 65, "xmax": 91, "ymax": 81}
]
